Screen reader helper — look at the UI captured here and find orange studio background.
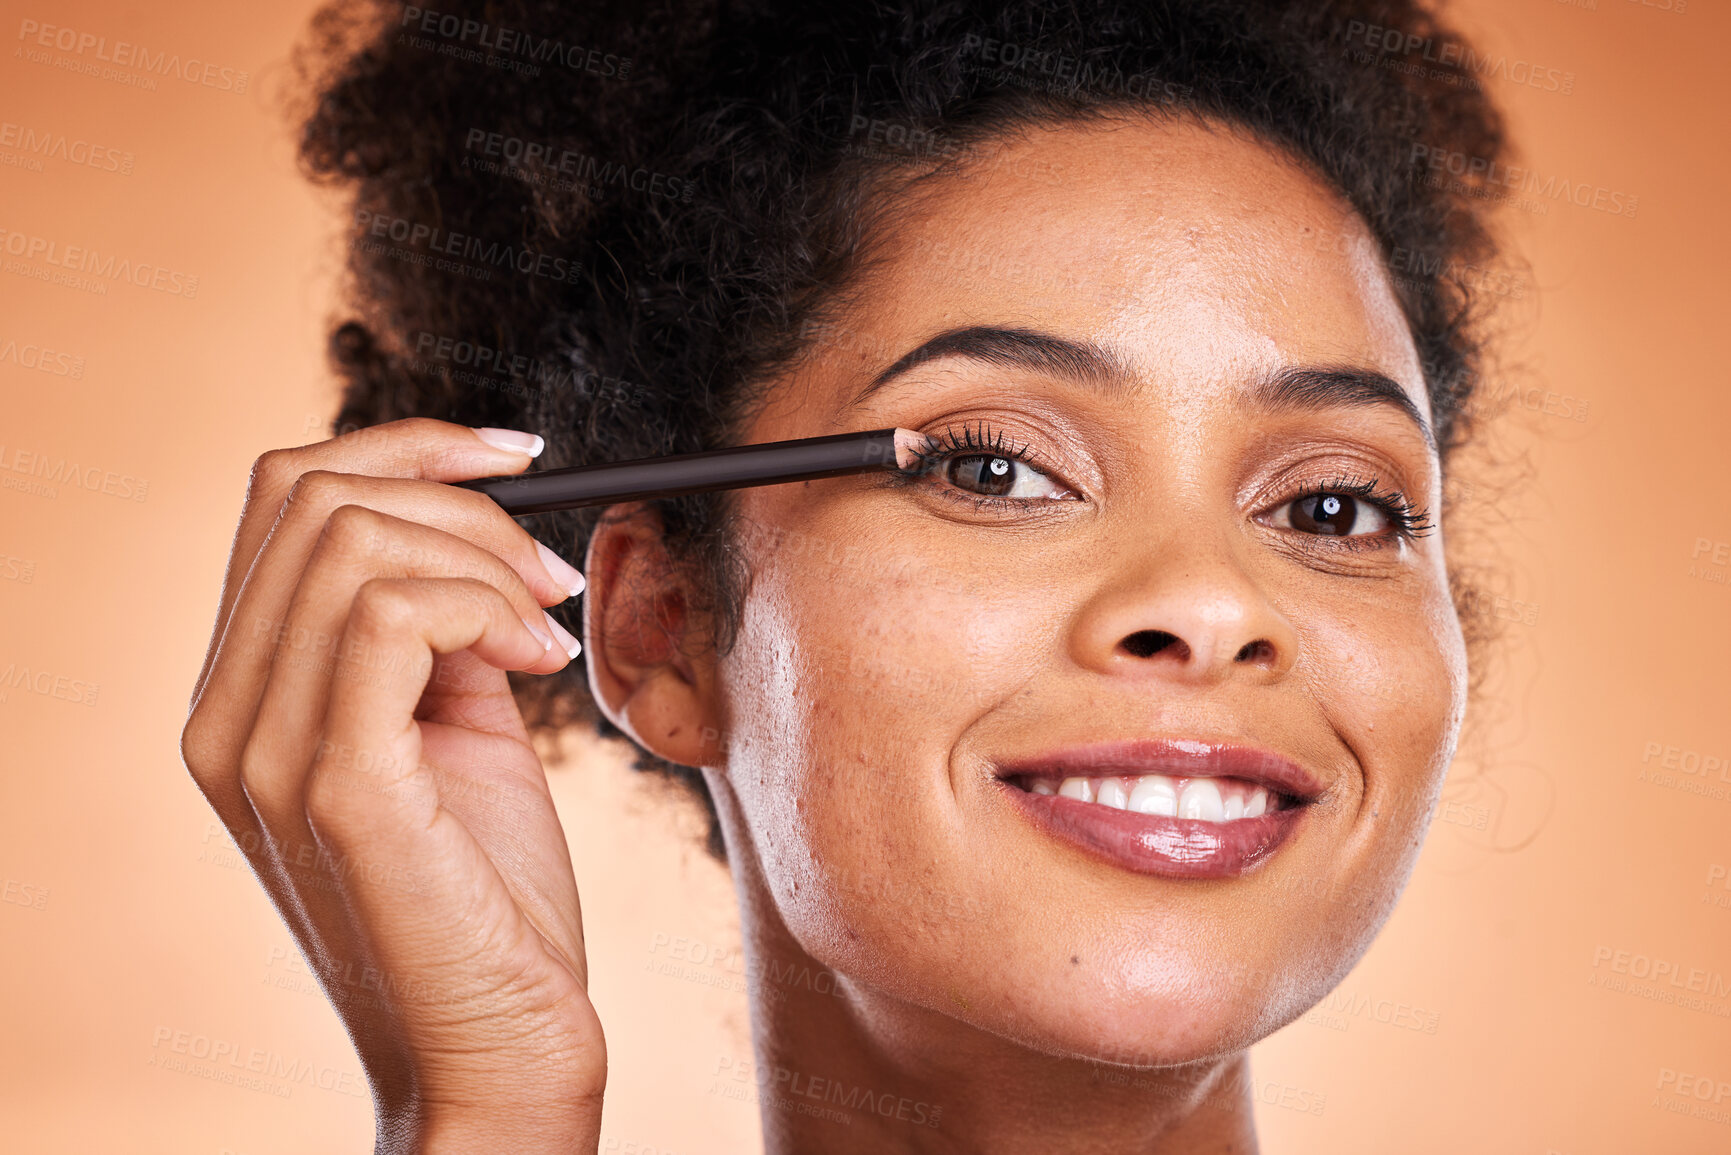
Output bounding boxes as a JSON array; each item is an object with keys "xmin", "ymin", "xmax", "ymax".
[{"xmin": 1, "ymin": 1, "xmax": 1727, "ymax": 1151}]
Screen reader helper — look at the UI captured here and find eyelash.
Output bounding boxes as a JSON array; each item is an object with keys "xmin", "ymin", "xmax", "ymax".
[
  {"xmin": 1275, "ymin": 474, "xmax": 1434, "ymax": 549},
  {"xmin": 889, "ymin": 421, "xmax": 1061, "ymax": 512},
  {"xmin": 889, "ymin": 420, "xmax": 1433, "ymax": 544}
]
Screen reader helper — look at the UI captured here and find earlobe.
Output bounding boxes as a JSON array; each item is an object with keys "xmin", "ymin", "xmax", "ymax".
[{"xmin": 582, "ymin": 505, "xmax": 720, "ymax": 768}]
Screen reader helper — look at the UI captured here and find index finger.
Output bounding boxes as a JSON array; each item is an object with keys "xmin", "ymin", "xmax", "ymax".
[{"xmin": 196, "ymin": 418, "xmax": 547, "ymax": 694}]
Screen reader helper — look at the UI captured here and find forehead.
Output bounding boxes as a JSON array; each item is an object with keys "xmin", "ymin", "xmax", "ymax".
[{"xmin": 846, "ymin": 113, "xmax": 1424, "ymax": 406}]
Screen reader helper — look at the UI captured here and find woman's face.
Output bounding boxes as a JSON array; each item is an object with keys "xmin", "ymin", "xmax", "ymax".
[{"xmin": 699, "ymin": 115, "xmax": 1466, "ymax": 1064}]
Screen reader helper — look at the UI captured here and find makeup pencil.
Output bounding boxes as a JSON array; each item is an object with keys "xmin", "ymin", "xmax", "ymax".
[{"xmin": 455, "ymin": 427, "xmax": 929, "ymax": 515}]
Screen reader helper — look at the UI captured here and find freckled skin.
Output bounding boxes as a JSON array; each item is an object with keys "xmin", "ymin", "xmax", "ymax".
[{"xmin": 588, "ymin": 114, "xmax": 1468, "ymax": 1154}]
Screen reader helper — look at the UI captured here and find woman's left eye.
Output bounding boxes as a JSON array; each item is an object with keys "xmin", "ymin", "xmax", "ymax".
[
  {"xmin": 1271, "ymin": 492, "xmax": 1390, "ymax": 537},
  {"xmin": 940, "ymin": 453, "xmax": 1071, "ymax": 500}
]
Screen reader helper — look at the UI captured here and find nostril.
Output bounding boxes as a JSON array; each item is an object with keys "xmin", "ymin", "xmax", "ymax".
[
  {"xmin": 1235, "ymin": 639, "xmax": 1275, "ymax": 664},
  {"xmin": 1121, "ymin": 630, "xmax": 1185, "ymax": 659}
]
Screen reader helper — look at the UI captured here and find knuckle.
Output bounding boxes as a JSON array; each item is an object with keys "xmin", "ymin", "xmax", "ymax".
[
  {"xmin": 247, "ymin": 447, "xmax": 298, "ymax": 495},
  {"xmin": 319, "ymin": 502, "xmax": 388, "ymax": 555},
  {"xmin": 283, "ymin": 469, "xmax": 347, "ymax": 516},
  {"xmin": 302, "ymin": 773, "xmax": 346, "ymax": 839},
  {"xmin": 235, "ymin": 737, "xmax": 276, "ymax": 812},
  {"xmin": 382, "ymin": 416, "xmax": 457, "ymax": 466},
  {"xmin": 449, "ymin": 480, "xmax": 512, "ymax": 521},
  {"xmin": 350, "ymin": 578, "xmax": 419, "ymax": 635},
  {"xmin": 452, "ymin": 574, "xmax": 508, "ymax": 614},
  {"xmin": 179, "ymin": 715, "xmax": 217, "ymax": 779},
  {"xmin": 181, "ymin": 718, "xmax": 256, "ymax": 827},
  {"xmin": 394, "ymin": 416, "xmax": 450, "ymax": 440},
  {"xmin": 304, "ymin": 764, "xmax": 367, "ymax": 843},
  {"xmin": 461, "ymin": 549, "xmax": 523, "ymax": 597}
]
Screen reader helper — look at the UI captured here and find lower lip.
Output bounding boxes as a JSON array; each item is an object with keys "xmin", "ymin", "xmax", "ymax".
[{"xmin": 1000, "ymin": 783, "xmax": 1308, "ymax": 879}]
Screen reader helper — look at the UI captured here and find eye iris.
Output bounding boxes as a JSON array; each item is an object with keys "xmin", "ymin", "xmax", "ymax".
[
  {"xmin": 948, "ymin": 454, "xmax": 1017, "ymax": 496},
  {"xmin": 1293, "ymin": 492, "xmax": 1357, "ymax": 535}
]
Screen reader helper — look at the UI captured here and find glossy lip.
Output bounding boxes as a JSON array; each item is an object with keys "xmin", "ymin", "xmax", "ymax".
[
  {"xmin": 994, "ymin": 739, "xmax": 1327, "ymax": 800},
  {"xmin": 993, "ymin": 740, "xmax": 1326, "ymax": 879}
]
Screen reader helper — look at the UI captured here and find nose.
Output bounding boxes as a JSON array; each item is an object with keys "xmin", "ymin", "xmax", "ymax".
[{"xmin": 1068, "ymin": 539, "xmax": 1297, "ymax": 686}]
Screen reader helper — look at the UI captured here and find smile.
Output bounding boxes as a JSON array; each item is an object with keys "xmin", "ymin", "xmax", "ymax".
[
  {"xmin": 995, "ymin": 740, "xmax": 1323, "ymax": 879},
  {"xmin": 1018, "ymin": 773, "xmax": 1276, "ymax": 821}
]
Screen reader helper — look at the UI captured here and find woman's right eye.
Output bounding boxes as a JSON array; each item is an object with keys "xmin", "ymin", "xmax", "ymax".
[{"xmin": 939, "ymin": 453, "xmax": 1072, "ymax": 500}]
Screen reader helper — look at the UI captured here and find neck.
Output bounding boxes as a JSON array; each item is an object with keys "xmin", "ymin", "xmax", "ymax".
[{"xmin": 706, "ymin": 777, "xmax": 1260, "ymax": 1155}]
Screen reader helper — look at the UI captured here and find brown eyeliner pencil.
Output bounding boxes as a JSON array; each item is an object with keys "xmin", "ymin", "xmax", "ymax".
[{"xmin": 454, "ymin": 427, "xmax": 929, "ymax": 515}]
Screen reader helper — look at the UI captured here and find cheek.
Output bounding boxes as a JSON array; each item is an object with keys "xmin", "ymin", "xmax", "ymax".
[
  {"xmin": 715, "ymin": 532, "xmax": 1039, "ymax": 922},
  {"xmin": 1299, "ymin": 578, "xmax": 1467, "ymax": 866}
]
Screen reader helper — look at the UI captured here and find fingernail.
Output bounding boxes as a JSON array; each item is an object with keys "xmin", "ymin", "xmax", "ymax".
[
  {"xmin": 535, "ymin": 540, "xmax": 587, "ymax": 598},
  {"xmin": 522, "ymin": 617, "xmax": 554, "ymax": 651},
  {"xmin": 543, "ymin": 611, "xmax": 582, "ymax": 660},
  {"xmin": 473, "ymin": 427, "xmax": 545, "ymax": 457}
]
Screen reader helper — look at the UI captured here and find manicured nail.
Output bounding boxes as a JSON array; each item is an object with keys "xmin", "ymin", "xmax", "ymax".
[
  {"xmin": 543, "ymin": 611, "xmax": 582, "ymax": 660},
  {"xmin": 535, "ymin": 540, "xmax": 587, "ymax": 598},
  {"xmin": 473, "ymin": 427, "xmax": 545, "ymax": 457},
  {"xmin": 522, "ymin": 617, "xmax": 554, "ymax": 651}
]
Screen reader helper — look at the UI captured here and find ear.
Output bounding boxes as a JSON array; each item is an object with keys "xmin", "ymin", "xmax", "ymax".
[{"xmin": 582, "ymin": 504, "xmax": 721, "ymax": 768}]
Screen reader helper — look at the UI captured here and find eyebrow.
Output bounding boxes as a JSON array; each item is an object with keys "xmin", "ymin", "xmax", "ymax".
[
  {"xmin": 853, "ymin": 326, "xmax": 1129, "ymax": 402},
  {"xmin": 848, "ymin": 324, "xmax": 1434, "ymax": 451},
  {"xmin": 1254, "ymin": 365, "xmax": 1435, "ymax": 452}
]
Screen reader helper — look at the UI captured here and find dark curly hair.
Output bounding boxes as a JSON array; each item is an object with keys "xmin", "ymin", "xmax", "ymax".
[{"xmin": 296, "ymin": 0, "xmax": 1509, "ymax": 860}]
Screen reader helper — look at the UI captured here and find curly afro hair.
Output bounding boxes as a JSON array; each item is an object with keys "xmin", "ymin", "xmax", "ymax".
[{"xmin": 296, "ymin": 0, "xmax": 1509, "ymax": 860}]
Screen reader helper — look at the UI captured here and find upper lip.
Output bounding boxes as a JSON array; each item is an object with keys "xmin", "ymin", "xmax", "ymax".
[{"xmin": 994, "ymin": 739, "xmax": 1328, "ymax": 804}]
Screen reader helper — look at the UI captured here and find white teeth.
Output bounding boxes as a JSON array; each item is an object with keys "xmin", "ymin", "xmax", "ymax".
[
  {"xmin": 1058, "ymin": 777, "xmax": 1094, "ymax": 803},
  {"xmin": 1179, "ymin": 778, "xmax": 1225, "ymax": 822},
  {"xmin": 1095, "ymin": 777, "xmax": 1131, "ymax": 810},
  {"xmin": 1128, "ymin": 775, "xmax": 1179, "ymax": 816},
  {"xmin": 1039, "ymin": 773, "xmax": 1277, "ymax": 822}
]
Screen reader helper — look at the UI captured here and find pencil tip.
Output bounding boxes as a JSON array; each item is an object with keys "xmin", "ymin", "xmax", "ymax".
[{"xmin": 892, "ymin": 427, "xmax": 927, "ymax": 471}]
